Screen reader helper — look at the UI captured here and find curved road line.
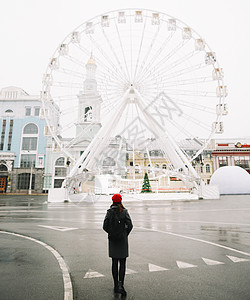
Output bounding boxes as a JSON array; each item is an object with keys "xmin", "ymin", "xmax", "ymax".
[
  {"xmin": 135, "ymin": 226, "xmax": 250, "ymax": 257},
  {"xmin": 0, "ymin": 230, "xmax": 73, "ymax": 300}
]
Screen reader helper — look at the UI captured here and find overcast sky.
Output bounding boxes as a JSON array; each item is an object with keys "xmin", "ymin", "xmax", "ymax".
[{"xmin": 1, "ymin": 0, "xmax": 249, "ymax": 139}]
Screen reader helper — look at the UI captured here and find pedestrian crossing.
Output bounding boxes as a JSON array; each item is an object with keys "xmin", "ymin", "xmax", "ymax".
[{"xmin": 83, "ymin": 254, "xmax": 250, "ymax": 279}]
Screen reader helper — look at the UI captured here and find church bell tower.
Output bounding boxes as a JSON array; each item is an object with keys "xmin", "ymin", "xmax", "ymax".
[{"xmin": 76, "ymin": 53, "xmax": 102, "ymax": 143}]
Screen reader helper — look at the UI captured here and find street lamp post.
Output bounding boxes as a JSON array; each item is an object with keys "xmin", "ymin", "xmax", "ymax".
[{"xmin": 28, "ymin": 164, "xmax": 33, "ymax": 195}]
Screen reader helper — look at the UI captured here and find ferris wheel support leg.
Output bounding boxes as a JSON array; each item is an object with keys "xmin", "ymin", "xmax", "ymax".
[{"xmin": 133, "ymin": 88, "xmax": 201, "ymax": 188}]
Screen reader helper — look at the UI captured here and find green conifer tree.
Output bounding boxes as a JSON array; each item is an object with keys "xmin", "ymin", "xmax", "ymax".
[{"xmin": 141, "ymin": 172, "xmax": 152, "ymax": 193}]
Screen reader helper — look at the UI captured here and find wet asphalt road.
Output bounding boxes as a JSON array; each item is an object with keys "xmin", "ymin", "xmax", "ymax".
[{"xmin": 0, "ymin": 194, "xmax": 250, "ymax": 300}]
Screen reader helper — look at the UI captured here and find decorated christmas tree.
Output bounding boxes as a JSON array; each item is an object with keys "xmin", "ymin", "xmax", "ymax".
[{"xmin": 141, "ymin": 172, "xmax": 152, "ymax": 193}]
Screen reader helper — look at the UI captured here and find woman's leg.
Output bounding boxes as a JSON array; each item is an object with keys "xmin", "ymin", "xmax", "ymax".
[
  {"xmin": 119, "ymin": 258, "xmax": 126, "ymax": 285},
  {"xmin": 112, "ymin": 258, "xmax": 119, "ymax": 289}
]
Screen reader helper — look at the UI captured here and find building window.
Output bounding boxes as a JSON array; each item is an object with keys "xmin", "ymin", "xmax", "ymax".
[
  {"xmin": 54, "ymin": 179, "xmax": 64, "ymax": 188},
  {"xmin": 55, "ymin": 167, "xmax": 66, "ymax": 177},
  {"xmin": 34, "ymin": 107, "xmax": 40, "ymax": 116},
  {"xmin": 54, "ymin": 157, "xmax": 66, "ymax": 186},
  {"xmin": 149, "ymin": 150, "xmax": 163, "ymax": 157},
  {"xmin": 155, "ymin": 164, "xmax": 159, "ymax": 168},
  {"xmin": 7, "ymin": 119, "xmax": 14, "ymax": 150},
  {"xmin": 23, "ymin": 123, "xmax": 38, "ymax": 134},
  {"xmin": 17, "ymin": 173, "xmax": 35, "ymax": 190},
  {"xmin": 235, "ymin": 156, "xmax": 250, "ymax": 171},
  {"xmin": 0, "ymin": 119, "xmax": 6, "ymax": 150},
  {"xmin": 20, "ymin": 154, "xmax": 36, "ymax": 168},
  {"xmin": 55, "ymin": 157, "xmax": 65, "ymax": 166},
  {"xmin": 200, "ymin": 166, "xmax": 203, "ymax": 173},
  {"xmin": 135, "ymin": 165, "xmax": 139, "ymax": 173},
  {"xmin": 103, "ymin": 157, "xmax": 115, "ymax": 166},
  {"xmin": 219, "ymin": 156, "xmax": 227, "ymax": 167},
  {"xmin": 162, "ymin": 164, "xmax": 167, "ymax": 169},
  {"xmin": 0, "ymin": 164, "xmax": 8, "ymax": 172},
  {"xmin": 25, "ymin": 107, "xmax": 31, "ymax": 116},
  {"xmin": 206, "ymin": 164, "xmax": 211, "ymax": 173},
  {"xmin": 84, "ymin": 106, "xmax": 92, "ymax": 121},
  {"xmin": 22, "ymin": 137, "xmax": 37, "ymax": 150}
]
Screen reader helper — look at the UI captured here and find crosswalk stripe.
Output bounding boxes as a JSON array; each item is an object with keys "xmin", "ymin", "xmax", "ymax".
[
  {"xmin": 84, "ymin": 269, "xmax": 104, "ymax": 278},
  {"xmin": 83, "ymin": 254, "xmax": 250, "ymax": 279},
  {"xmin": 176, "ymin": 261, "xmax": 197, "ymax": 269},
  {"xmin": 202, "ymin": 257, "xmax": 224, "ymax": 266},
  {"xmin": 148, "ymin": 263, "xmax": 168, "ymax": 272},
  {"xmin": 226, "ymin": 255, "xmax": 250, "ymax": 263},
  {"xmin": 126, "ymin": 268, "xmax": 137, "ymax": 274},
  {"xmin": 38, "ymin": 225, "xmax": 78, "ymax": 232}
]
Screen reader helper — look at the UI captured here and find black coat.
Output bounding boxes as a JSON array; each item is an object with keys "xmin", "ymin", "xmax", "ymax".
[{"xmin": 103, "ymin": 206, "xmax": 133, "ymax": 258}]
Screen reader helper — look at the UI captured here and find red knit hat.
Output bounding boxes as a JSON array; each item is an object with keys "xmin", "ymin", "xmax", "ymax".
[{"xmin": 112, "ymin": 193, "xmax": 122, "ymax": 203}]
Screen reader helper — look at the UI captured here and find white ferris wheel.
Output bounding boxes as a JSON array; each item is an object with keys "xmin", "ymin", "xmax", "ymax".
[{"xmin": 41, "ymin": 8, "xmax": 228, "ymax": 192}]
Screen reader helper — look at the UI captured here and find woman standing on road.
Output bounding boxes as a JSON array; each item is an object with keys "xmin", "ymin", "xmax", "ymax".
[{"xmin": 103, "ymin": 194, "xmax": 133, "ymax": 296}]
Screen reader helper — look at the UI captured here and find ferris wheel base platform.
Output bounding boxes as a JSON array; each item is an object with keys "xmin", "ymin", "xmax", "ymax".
[
  {"xmin": 47, "ymin": 185, "xmax": 219, "ymax": 203},
  {"xmin": 48, "ymin": 188, "xmax": 69, "ymax": 203}
]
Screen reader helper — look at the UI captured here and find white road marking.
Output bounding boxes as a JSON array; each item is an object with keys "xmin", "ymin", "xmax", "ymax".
[
  {"xmin": 135, "ymin": 226, "xmax": 250, "ymax": 257},
  {"xmin": 226, "ymin": 255, "xmax": 250, "ymax": 263},
  {"xmin": 84, "ymin": 269, "xmax": 104, "ymax": 278},
  {"xmin": 0, "ymin": 230, "xmax": 73, "ymax": 300},
  {"xmin": 176, "ymin": 261, "xmax": 197, "ymax": 269},
  {"xmin": 148, "ymin": 263, "xmax": 168, "ymax": 272},
  {"xmin": 38, "ymin": 225, "xmax": 78, "ymax": 232},
  {"xmin": 202, "ymin": 258, "xmax": 224, "ymax": 266},
  {"xmin": 126, "ymin": 268, "xmax": 137, "ymax": 274}
]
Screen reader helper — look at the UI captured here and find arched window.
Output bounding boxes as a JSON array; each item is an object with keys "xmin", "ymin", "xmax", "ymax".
[
  {"xmin": 54, "ymin": 157, "xmax": 66, "ymax": 188},
  {"xmin": 23, "ymin": 123, "xmax": 38, "ymax": 134},
  {"xmin": 5, "ymin": 109, "xmax": 13, "ymax": 113},
  {"xmin": 103, "ymin": 157, "xmax": 115, "ymax": 166},
  {"xmin": 84, "ymin": 106, "xmax": 92, "ymax": 121},
  {"xmin": 206, "ymin": 164, "xmax": 211, "ymax": 173},
  {"xmin": 54, "ymin": 157, "xmax": 66, "ymax": 177},
  {"xmin": 135, "ymin": 165, "xmax": 139, "ymax": 173},
  {"xmin": 21, "ymin": 123, "xmax": 38, "ymax": 151},
  {"xmin": 55, "ymin": 157, "xmax": 65, "ymax": 166},
  {"xmin": 0, "ymin": 164, "xmax": 8, "ymax": 172},
  {"xmin": 155, "ymin": 164, "xmax": 159, "ymax": 168},
  {"xmin": 162, "ymin": 164, "xmax": 167, "ymax": 169}
]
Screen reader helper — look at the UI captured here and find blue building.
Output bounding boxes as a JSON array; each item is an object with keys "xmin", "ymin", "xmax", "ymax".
[{"xmin": 0, "ymin": 86, "xmax": 46, "ymax": 193}]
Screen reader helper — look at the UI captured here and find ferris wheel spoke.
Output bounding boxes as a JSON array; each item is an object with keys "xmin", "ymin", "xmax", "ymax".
[
  {"xmin": 87, "ymin": 34, "xmax": 128, "ymax": 83},
  {"xmin": 135, "ymin": 31, "xmax": 175, "ymax": 83},
  {"xmin": 132, "ymin": 17, "xmax": 148, "ymax": 82},
  {"xmin": 114, "ymin": 20, "xmax": 131, "ymax": 82},
  {"xmin": 171, "ymin": 97, "xmax": 215, "ymax": 114},
  {"xmin": 101, "ymin": 27, "xmax": 130, "ymax": 82},
  {"xmin": 52, "ymin": 82, "xmax": 83, "ymax": 89},
  {"xmin": 74, "ymin": 43, "xmax": 126, "ymax": 84},
  {"xmin": 149, "ymin": 50, "xmax": 198, "ymax": 80},
  {"xmin": 162, "ymin": 63, "xmax": 208, "ymax": 80},
  {"xmin": 133, "ymin": 23, "xmax": 162, "ymax": 83},
  {"xmin": 54, "ymin": 68, "xmax": 83, "ymax": 79},
  {"xmin": 138, "ymin": 39, "xmax": 190, "ymax": 84},
  {"xmin": 157, "ymin": 76, "xmax": 214, "ymax": 88},
  {"xmin": 64, "ymin": 55, "xmax": 86, "ymax": 69},
  {"xmin": 165, "ymin": 89, "xmax": 217, "ymax": 97}
]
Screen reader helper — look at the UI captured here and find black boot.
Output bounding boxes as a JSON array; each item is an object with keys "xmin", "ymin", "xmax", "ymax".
[
  {"xmin": 118, "ymin": 281, "xmax": 127, "ymax": 296},
  {"xmin": 114, "ymin": 281, "xmax": 119, "ymax": 293}
]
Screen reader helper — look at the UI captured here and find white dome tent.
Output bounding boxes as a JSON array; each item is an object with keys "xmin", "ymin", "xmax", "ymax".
[{"xmin": 210, "ymin": 166, "xmax": 250, "ymax": 194}]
